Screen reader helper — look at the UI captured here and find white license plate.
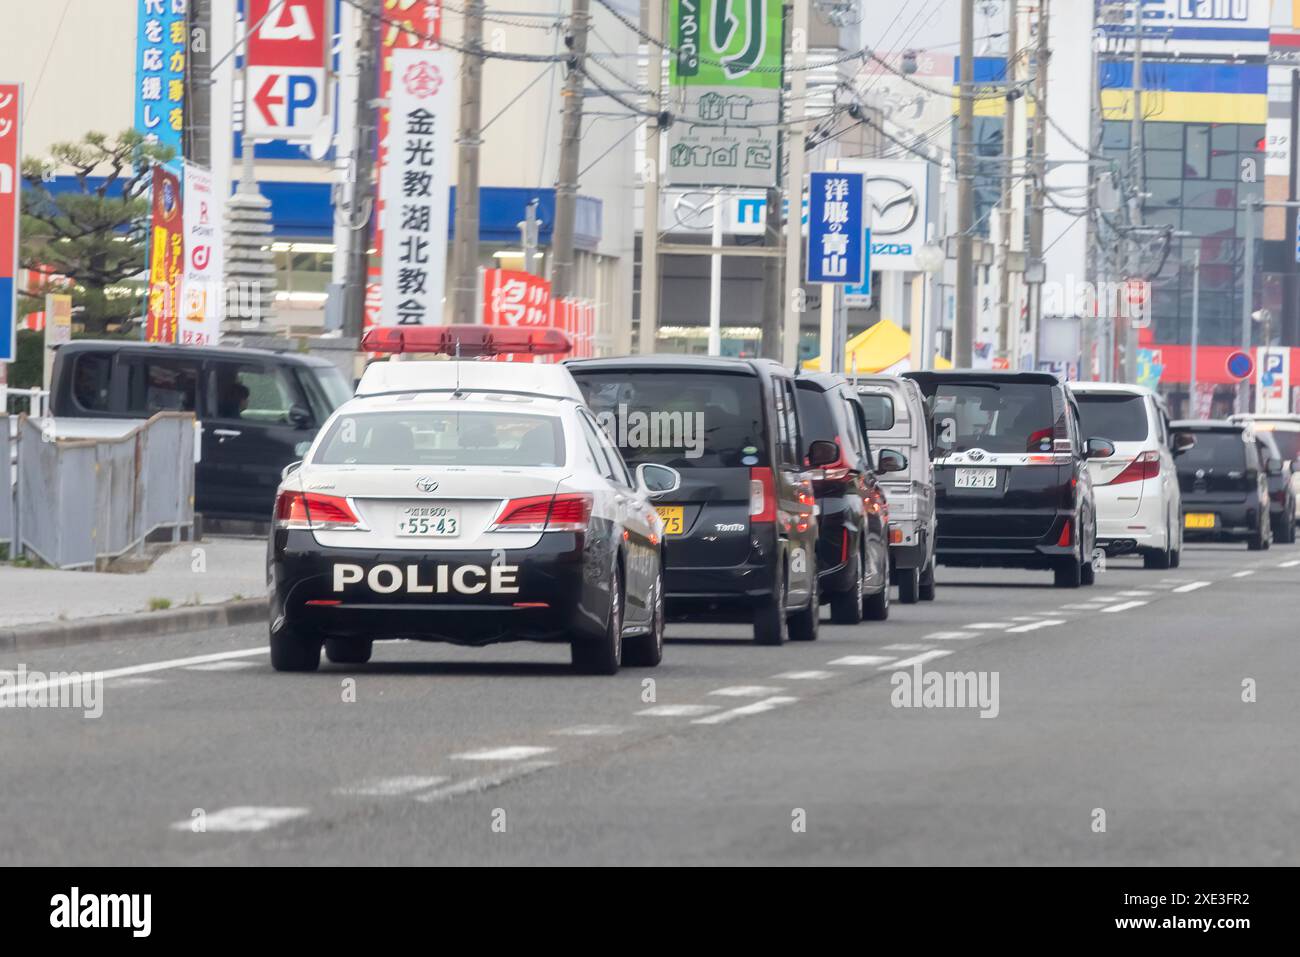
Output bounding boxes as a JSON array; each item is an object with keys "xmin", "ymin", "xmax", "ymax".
[
  {"xmin": 954, "ymin": 468, "xmax": 999, "ymax": 490},
  {"xmin": 396, "ymin": 506, "xmax": 460, "ymax": 537}
]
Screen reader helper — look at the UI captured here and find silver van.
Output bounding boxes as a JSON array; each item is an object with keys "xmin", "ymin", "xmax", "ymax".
[{"xmin": 850, "ymin": 375, "xmax": 938, "ymax": 602}]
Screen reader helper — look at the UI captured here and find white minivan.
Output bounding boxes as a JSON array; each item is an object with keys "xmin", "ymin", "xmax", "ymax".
[{"xmin": 1071, "ymin": 382, "xmax": 1189, "ymax": 569}]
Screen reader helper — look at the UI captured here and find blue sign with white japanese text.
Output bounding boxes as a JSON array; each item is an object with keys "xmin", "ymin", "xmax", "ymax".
[
  {"xmin": 134, "ymin": 0, "xmax": 187, "ymax": 163},
  {"xmin": 806, "ymin": 171, "xmax": 865, "ymax": 284}
]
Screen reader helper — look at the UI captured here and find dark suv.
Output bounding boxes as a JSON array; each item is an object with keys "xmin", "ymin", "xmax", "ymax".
[
  {"xmin": 1171, "ymin": 420, "xmax": 1276, "ymax": 550},
  {"xmin": 794, "ymin": 374, "xmax": 894, "ymax": 623},
  {"xmin": 568, "ymin": 356, "xmax": 832, "ymax": 644},
  {"xmin": 904, "ymin": 370, "xmax": 1113, "ymax": 588}
]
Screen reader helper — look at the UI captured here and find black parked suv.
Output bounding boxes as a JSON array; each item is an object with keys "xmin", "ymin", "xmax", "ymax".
[
  {"xmin": 794, "ymin": 374, "xmax": 894, "ymax": 623},
  {"xmin": 1171, "ymin": 420, "xmax": 1276, "ymax": 550},
  {"xmin": 904, "ymin": 370, "xmax": 1113, "ymax": 588},
  {"xmin": 49, "ymin": 341, "xmax": 352, "ymax": 522},
  {"xmin": 569, "ymin": 356, "xmax": 832, "ymax": 644}
]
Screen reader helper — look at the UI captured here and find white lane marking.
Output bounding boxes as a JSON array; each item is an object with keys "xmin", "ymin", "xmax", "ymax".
[
  {"xmin": 184, "ymin": 661, "xmax": 260, "ymax": 672},
  {"xmin": 0, "ymin": 647, "xmax": 266, "ymax": 704},
  {"xmin": 1173, "ymin": 580, "xmax": 1212, "ymax": 593},
  {"xmin": 882, "ymin": 643, "xmax": 933, "ymax": 652},
  {"xmin": 636, "ymin": 703, "xmax": 720, "ymax": 717},
  {"xmin": 170, "ymin": 806, "xmax": 308, "ymax": 833},
  {"xmin": 1232, "ymin": 570, "xmax": 1255, "ymax": 578},
  {"xmin": 415, "ymin": 762, "xmax": 556, "ymax": 803},
  {"xmin": 882, "ymin": 650, "xmax": 952, "ymax": 671},
  {"xmin": 107, "ymin": 677, "xmax": 166, "ymax": 689},
  {"xmin": 1010, "ymin": 616, "xmax": 1039, "ymax": 621},
  {"xmin": 709, "ymin": 685, "xmax": 785, "ymax": 698},
  {"xmin": 1059, "ymin": 602, "xmax": 1109, "ymax": 610},
  {"xmin": 1116, "ymin": 590, "xmax": 1153, "ymax": 597},
  {"xmin": 335, "ymin": 776, "xmax": 448, "ymax": 797},
  {"xmin": 550, "ymin": 724, "xmax": 629, "ymax": 736},
  {"xmin": 924, "ymin": 631, "xmax": 977, "ymax": 641},
  {"xmin": 828, "ymin": 655, "xmax": 896, "ymax": 666},
  {"xmin": 1101, "ymin": 600, "xmax": 1148, "ymax": 613},
  {"xmin": 691, "ymin": 696, "xmax": 798, "ymax": 726},
  {"xmin": 1279, "ymin": 559, "xmax": 1300, "ymax": 568},
  {"xmin": 966, "ymin": 622, "xmax": 1012, "ymax": 630},
  {"xmin": 772, "ymin": 670, "xmax": 837, "ymax": 680},
  {"xmin": 450, "ymin": 746, "xmax": 555, "ymax": 762},
  {"xmin": 1006, "ymin": 618, "xmax": 1066, "ymax": 633}
]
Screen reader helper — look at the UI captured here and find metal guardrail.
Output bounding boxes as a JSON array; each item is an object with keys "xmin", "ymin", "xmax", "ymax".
[{"xmin": 12, "ymin": 411, "xmax": 195, "ymax": 569}]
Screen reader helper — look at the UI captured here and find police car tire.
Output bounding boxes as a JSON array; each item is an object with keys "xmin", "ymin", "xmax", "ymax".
[
  {"xmin": 898, "ymin": 565, "xmax": 921, "ymax": 604},
  {"xmin": 753, "ymin": 565, "xmax": 788, "ymax": 645},
  {"xmin": 789, "ymin": 573, "xmax": 819, "ymax": 641},
  {"xmin": 270, "ymin": 625, "xmax": 323, "ymax": 672},
  {"xmin": 623, "ymin": 570, "xmax": 664, "ymax": 667},
  {"xmin": 919, "ymin": 560, "xmax": 937, "ymax": 601},
  {"xmin": 829, "ymin": 553, "xmax": 864, "ymax": 624},
  {"xmin": 325, "ymin": 638, "xmax": 373, "ymax": 665},
  {"xmin": 572, "ymin": 567, "xmax": 623, "ymax": 675}
]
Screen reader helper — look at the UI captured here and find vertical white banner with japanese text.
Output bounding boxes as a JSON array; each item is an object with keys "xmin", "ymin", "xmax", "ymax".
[
  {"xmin": 181, "ymin": 161, "xmax": 223, "ymax": 345},
  {"xmin": 380, "ymin": 47, "xmax": 456, "ymax": 326}
]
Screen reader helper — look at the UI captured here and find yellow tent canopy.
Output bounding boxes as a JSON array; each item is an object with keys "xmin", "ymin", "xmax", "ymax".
[{"xmin": 801, "ymin": 318, "xmax": 952, "ymax": 374}]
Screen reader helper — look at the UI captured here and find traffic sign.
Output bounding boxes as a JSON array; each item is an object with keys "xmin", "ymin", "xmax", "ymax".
[
  {"xmin": 1226, "ymin": 350, "xmax": 1254, "ymax": 380},
  {"xmin": 244, "ymin": 0, "xmax": 331, "ymax": 141}
]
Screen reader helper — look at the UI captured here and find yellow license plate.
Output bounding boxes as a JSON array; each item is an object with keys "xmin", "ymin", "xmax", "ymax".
[
  {"xmin": 1184, "ymin": 513, "xmax": 1216, "ymax": 530},
  {"xmin": 656, "ymin": 506, "xmax": 685, "ymax": 536}
]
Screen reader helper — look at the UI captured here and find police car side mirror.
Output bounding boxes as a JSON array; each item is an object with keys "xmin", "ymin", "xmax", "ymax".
[
  {"xmin": 877, "ymin": 448, "xmax": 907, "ymax": 473},
  {"xmin": 1086, "ymin": 438, "xmax": 1116, "ymax": 460},
  {"xmin": 1172, "ymin": 432, "xmax": 1196, "ymax": 456},
  {"xmin": 637, "ymin": 463, "xmax": 681, "ymax": 497},
  {"xmin": 281, "ymin": 461, "xmax": 303, "ymax": 481}
]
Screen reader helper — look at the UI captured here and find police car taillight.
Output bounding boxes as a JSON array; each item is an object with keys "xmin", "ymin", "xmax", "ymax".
[
  {"xmin": 492, "ymin": 492, "xmax": 592, "ymax": 532},
  {"xmin": 361, "ymin": 324, "xmax": 572, "ymax": 357},
  {"xmin": 275, "ymin": 491, "xmax": 363, "ymax": 531}
]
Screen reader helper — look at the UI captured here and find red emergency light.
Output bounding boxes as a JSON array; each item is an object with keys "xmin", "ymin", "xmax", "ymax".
[{"xmin": 361, "ymin": 324, "xmax": 572, "ymax": 357}]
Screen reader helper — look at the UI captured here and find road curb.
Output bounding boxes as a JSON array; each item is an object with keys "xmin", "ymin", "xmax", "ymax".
[{"xmin": 0, "ymin": 598, "xmax": 269, "ymax": 653}]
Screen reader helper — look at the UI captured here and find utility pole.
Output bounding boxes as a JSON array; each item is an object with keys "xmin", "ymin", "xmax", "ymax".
[
  {"xmin": 639, "ymin": 0, "xmax": 663, "ymax": 355},
  {"xmin": 188, "ymin": 0, "xmax": 212, "ymax": 167},
  {"xmin": 450, "ymin": 0, "xmax": 485, "ymax": 322},
  {"xmin": 995, "ymin": 0, "xmax": 1019, "ymax": 363},
  {"xmin": 954, "ymin": 0, "xmax": 976, "ymax": 367},
  {"xmin": 782, "ymin": 0, "xmax": 810, "ymax": 368},
  {"xmin": 1123, "ymin": 0, "xmax": 1145, "ymax": 383},
  {"xmin": 342, "ymin": 0, "xmax": 380, "ymax": 339},
  {"xmin": 551, "ymin": 0, "xmax": 591, "ymax": 301},
  {"xmin": 1027, "ymin": 0, "xmax": 1049, "ymax": 363},
  {"xmin": 1190, "ymin": 247, "xmax": 1200, "ymax": 416}
]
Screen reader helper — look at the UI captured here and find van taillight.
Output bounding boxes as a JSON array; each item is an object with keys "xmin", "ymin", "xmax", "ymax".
[
  {"xmin": 749, "ymin": 467, "xmax": 776, "ymax": 523},
  {"xmin": 1057, "ymin": 519, "xmax": 1072, "ymax": 548},
  {"xmin": 1108, "ymin": 451, "xmax": 1160, "ymax": 485},
  {"xmin": 274, "ymin": 491, "xmax": 362, "ymax": 530}
]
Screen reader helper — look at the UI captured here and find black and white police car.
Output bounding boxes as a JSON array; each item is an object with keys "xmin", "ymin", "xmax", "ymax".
[{"xmin": 267, "ymin": 325, "xmax": 680, "ymax": 675}]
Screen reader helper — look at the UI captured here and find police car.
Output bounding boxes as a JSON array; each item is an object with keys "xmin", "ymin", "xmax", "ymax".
[{"xmin": 267, "ymin": 326, "xmax": 679, "ymax": 675}]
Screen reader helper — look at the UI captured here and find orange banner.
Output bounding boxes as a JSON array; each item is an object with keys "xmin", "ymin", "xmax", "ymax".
[{"xmin": 145, "ymin": 166, "xmax": 184, "ymax": 343}]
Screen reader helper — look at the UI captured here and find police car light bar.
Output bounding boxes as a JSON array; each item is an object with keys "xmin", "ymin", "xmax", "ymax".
[{"xmin": 361, "ymin": 324, "xmax": 572, "ymax": 357}]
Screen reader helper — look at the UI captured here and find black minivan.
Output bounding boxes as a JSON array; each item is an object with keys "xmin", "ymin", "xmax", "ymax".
[
  {"xmin": 568, "ymin": 356, "xmax": 834, "ymax": 644},
  {"xmin": 1171, "ymin": 420, "xmax": 1275, "ymax": 550},
  {"xmin": 794, "ymin": 373, "xmax": 894, "ymax": 623},
  {"xmin": 49, "ymin": 341, "xmax": 352, "ymax": 522},
  {"xmin": 904, "ymin": 370, "xmax": 1113, "ymax": 588}
]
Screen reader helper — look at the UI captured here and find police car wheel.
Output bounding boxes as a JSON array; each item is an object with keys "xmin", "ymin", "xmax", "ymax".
[
  {"xmin": 829, "ymin": 552, "xmax": 864, "ymax": 625},
  {"xmin": 753, "ymin": 564, "xmax": 788, "ymax": 645},
  {"xmin": 898, "ymin": 565, "xmax": 921, "ymax": 604},
  {"xmin": 270, "ymin": 624, "xmax": 323, "ymax": 673},
  {"xmin": 789, "ymin": 572, "xmax": 819, "ymax": 642},
  {"xmin": 325, "ymin": 638, "xmax": 373, "ymax": 665},
  {"xmin": 919, "ymin": 560, "xmax": 937, "ymax": 601},
  {"xmin": 623, "ymin": 569, "xmax": 664, "ymax": 667},
  {"xmin": 572, "ymin": 566, "xmax": 623, "ymax": 675}
]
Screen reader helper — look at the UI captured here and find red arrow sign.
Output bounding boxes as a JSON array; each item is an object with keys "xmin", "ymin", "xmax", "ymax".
[{"xmin": 253, "ymin": 73, "xmax": 283, "ymax": 126}]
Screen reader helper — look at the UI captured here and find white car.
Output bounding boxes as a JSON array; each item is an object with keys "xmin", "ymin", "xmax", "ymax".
[
  {"xmin": 1231, "ymin": 414, "xmax": 1300, "ymax": 526},
  {"xmin": 267, "ymin": 325, "xmax": 680, "ymax": 676},
  {"xmin": 1071, "ymin": 382, "xmax": 1188, "ymax": 569}
]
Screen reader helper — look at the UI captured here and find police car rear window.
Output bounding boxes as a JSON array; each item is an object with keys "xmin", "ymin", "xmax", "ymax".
[
  {"xmin": 573, "ymin": 371, "xmax": 767, "ymax": 469},
  {"xmin": 313, "ymin": 411, "xmax": 565, "ymax": 467}
]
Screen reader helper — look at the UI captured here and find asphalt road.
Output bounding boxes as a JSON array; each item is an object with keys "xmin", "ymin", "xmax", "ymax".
[{"xmin": 1, "ymin": 540, "xmax": 1297, "ymax": 865}]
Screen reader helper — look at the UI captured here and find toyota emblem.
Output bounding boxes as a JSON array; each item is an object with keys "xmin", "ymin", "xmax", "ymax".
[{"xmin": 415, "ymin": 477, "xmax": 439, "ymax": 493}]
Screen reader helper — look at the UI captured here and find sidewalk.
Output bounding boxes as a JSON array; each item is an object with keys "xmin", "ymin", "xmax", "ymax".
[{"xmin": 0, "ymin": 538, "xmax": 266, "ymax": 630}]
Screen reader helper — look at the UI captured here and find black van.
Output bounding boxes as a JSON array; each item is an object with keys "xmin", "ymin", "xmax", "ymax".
[
  {"xmin": 904, "ymin": 370, "xmax": 1113, "ymax": 588},
  {"xmin": 1170, "ymin": 420, "xmax": 1275, "ymax": 550},
  {"xmin": 568, "ymin": 356, "xmax": 834, "ymax": 644},
  {"xmin": 793, "ymin": 373, "xmax": 894, "ymax": 623},
  {"xmin": 49, "ymin": 341, "xmax": 352, "ymax": 522}
]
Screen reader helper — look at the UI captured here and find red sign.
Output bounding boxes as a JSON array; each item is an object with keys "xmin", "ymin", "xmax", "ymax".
[
  {"xmin": 482, "ymin": 269, "xmax": 551, "ymax": 327},
  {"xmin": 367, "ymin": 0, "xmax": 443, "ymax": 328},
  {"xmin": 244, "ymin": 0, "xmax": 331, "ymax": 139},
  {"xmin": 145, "ymin": 166, "xmax": 184, "ymax": 343},
  {"xmin": 554, "ymin": 297, "xmax": 595, "ymax": 359},
  {"xmin": 246, "ymin": 0, "xmax": 329, "ymax": 66},
  {"xmin": 0, "ymin": 82, "xmax": 19, "ymax": 362}
]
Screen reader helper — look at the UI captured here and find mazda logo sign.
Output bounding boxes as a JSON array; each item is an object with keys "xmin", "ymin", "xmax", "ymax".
[{"xmin": 865, "ymin": 175, "xmax": 920, "ymax": 237}]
